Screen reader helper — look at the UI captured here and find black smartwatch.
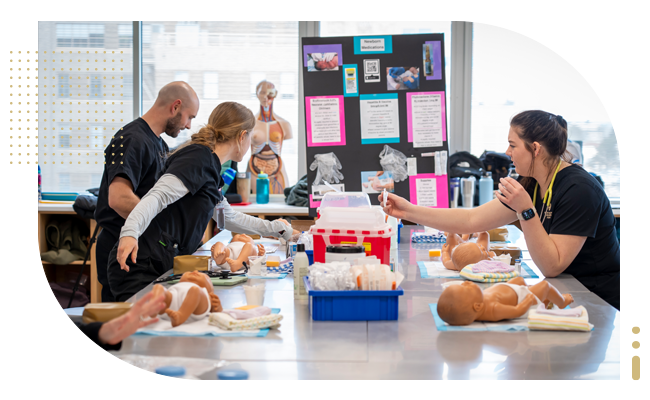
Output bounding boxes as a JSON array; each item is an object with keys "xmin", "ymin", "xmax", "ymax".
[{"xmin": 517, "ymin": 208, "xmax": 536, "ymax": 221}]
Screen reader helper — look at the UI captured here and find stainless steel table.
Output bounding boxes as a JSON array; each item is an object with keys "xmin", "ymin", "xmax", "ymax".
[{"xmin": 114, "ymin": 226, "xmax": 619, "ymax": 379}]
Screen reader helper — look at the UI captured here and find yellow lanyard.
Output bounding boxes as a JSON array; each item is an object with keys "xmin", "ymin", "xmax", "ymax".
[{"xmin": 533, "ymin": 160, "xmax": 562, "ymax": 209}]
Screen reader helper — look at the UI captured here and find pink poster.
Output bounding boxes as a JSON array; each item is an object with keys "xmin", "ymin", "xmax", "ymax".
[
  {"xmin": 306, "ymin": 95, "xmax": 346, "ymax": 147},
  {"xmin": 406, "ymin": 91, "xmax": 446, "ymax": 146},
  {"xmin": 409, "ymin": 173, "xmax": 449, "ymax": 209}
]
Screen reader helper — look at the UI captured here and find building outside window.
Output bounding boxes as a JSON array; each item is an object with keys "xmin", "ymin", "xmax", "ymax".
[{"xmin": 470, "ymin": 23, "xmax": 619, "ymax": 197}]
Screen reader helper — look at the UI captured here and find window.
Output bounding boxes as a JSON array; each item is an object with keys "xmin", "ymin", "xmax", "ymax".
[
  {"xmin": 175, "ymin": 22, "xmax": 200, "ymax": 47},
  {"xmin": 142, "ymin": 21, "xmax": 300, "ymax": 186},
  {"xmin": 174, "ymin": 71, "xmax": 189, "ymax": 83},
  {"xmin": 279, "ymin": 72, "xmax": 295, "ymax": 99},
  {"xmin": 470, "ymin": 23, "xmax": 619, "ymax": 197},
  {"xmin": 203, "ymin": 72, "xmax": 219, "ymax": 99},
  {"xmin": 118, "ymin": 24, "xmax": 132, "ymax": 48},
  {"xmin": 58, "ymin": 75, "xmax": 69, "ymax": 97},
  {"xmin": 56, "ymin": 23, "xmax": 105, "ymax": 48},
  {"xmin": 250, "ymin": 73, "xmax": 267, "ymax": 98},
  {"xmin": 39, "ymin": 21, "xmax": 134, "ymax": 193},
  {"xmin": 90, "ymin": 78, "xmax": 102, "ymax": 97},
  {"xmin": 59, "ymin": 134, "xmax": 71, "ymax": 148}
]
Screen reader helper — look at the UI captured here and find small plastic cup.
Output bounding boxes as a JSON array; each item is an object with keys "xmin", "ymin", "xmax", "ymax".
[
  {"xmin": 248, "ymin": 255, "xmax": 267, "ymax": 276},
  {"xmin": 243, "ymin": 284, "xmax": 266, "ymax": 306}
]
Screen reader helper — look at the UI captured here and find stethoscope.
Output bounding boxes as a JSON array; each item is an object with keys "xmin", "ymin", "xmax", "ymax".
[{"xmin": 532, "ymin": 160, "xmax": 562, "ymax": 225}]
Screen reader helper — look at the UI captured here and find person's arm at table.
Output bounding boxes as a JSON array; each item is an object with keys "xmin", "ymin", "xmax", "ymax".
[{"xmin": 380, "ymin": 192, "xmax": 516, "ymax": 234}]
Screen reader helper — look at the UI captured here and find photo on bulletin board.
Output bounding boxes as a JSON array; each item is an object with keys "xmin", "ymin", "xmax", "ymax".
[
  {"xmin": 386, "ymin": 67, "xmax": 420, "ymax": 90},
  {"xmin": 304, "ymin": 44, "xmax": 343, "ymax": 72},
  {"xmin": 423, "ymin": 41, "xmax": 442, "ymax": 80},
  {"xmin": 361, "ymin": 171, "xmax": 395, "ymax": 194}
]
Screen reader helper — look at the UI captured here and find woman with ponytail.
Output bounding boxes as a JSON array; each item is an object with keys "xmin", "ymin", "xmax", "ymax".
[
  {"xmin": 107, "ymin": 102, "xmax": 298, "ymax": 301},
  {"xmin": 381, "ymin": 110, "xmax": 619, "ymax": 310}
]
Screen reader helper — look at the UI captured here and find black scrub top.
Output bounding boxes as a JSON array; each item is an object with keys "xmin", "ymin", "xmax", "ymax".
[
  {"xmin": 137, "ymin": 144, "xmax": 224, "ymax": 263},
  {"xmin": 95, "ymin": 118, "xmax": 168, "ymax": 237},
  {"xmin": 502, "ymin": 164, "xmax": 620, "ymax": 309}
]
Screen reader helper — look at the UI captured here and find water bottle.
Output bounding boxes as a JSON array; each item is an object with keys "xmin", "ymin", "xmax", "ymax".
[
  {"xmin": 38, "ymin": 165, "xmax": 42, "ymax": 202},
  {"xmin": 155, "ymin": 366, "xmax": 199, "ymax": 380},
  {"xmin": 449, "ymin": 177, "xmax": 460, "ymax": 208},
  {"xmin": 479, "ymin": 170, "xmax": 494, "ymax": 205},
  {"xmin": 256, "ymin": 171, "xmax": 269, "ymax": 204}
]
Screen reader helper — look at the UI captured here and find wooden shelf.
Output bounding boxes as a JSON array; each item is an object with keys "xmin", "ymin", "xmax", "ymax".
[
  {"xmin": 39, "ymin": 211, "xmax": 100, "ymax": 303},
  {"xmin": 41, "ymin": 260, "xmax": 87, "ymax": 266}
]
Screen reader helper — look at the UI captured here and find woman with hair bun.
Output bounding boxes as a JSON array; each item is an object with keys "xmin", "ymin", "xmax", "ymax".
[
  {"xmin": 107, "ymin": 102, "xmax": 298, "ymax": 301},
  {"xmin": 381, "ymin": 110, "xmax": 620, "ymax": 310}
]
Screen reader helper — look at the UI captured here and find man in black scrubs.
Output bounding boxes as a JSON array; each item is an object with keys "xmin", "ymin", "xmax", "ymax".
[{"xmin": 94, "ymin": 81, "xmax": 199, "ymax": 301}]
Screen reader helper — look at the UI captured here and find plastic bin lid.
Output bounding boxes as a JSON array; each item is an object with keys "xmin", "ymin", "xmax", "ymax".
[
  {"xmin": 155, "ymin": 365, "xmax": 186, "ymax": 377},
  {"xmin": 320, "ymin": 192, "xmax": 371, "ymax": 209},
  {"xmin": 218, "ymin": 369, "xmax": 249, "ymax": 380}
]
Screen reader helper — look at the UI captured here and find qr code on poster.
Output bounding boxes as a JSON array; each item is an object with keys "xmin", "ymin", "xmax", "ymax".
[{"xmin": 364, "ymin": 59, "xmax": 379, "ymax": 74}]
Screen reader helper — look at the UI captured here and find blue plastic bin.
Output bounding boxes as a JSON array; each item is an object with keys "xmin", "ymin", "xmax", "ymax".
[
  {"xmin": 305, "ymin": 249, "xmax": 314, "ymax": 265},
  {"xmin": 304, "ymin": 276, "xmax": 403, "ymax": 321}
]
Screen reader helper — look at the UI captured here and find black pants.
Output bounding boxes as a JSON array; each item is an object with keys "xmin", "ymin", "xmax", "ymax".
[
  {"xmin": 106, "ymin": 234, "xmax": 178, "ymax": 302},
  {"xmin": 95, "ymin": 229, "xmax": 118, "ymax": 302}
]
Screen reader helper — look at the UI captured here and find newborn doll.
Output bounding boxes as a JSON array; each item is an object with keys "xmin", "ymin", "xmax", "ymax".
[
  {"xmin": 211, "ymin": 234, "xmax": 266, "ymax": 272},
  {"xmin": 437, "ymin": 277, "xmax": 574, "ymax": 326},
  {"xmin": 442, "ymin": 231, "xmax": 496, "ymax": 271},
  {"xmin": 150, "ymin": 270, "xmax": 223, "ymax": 327}
]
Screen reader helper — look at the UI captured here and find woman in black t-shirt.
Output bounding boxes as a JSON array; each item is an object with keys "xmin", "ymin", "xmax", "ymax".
[
  {"xmin": 381, "ymin": 110, "xmax": 620, "ymax": 310},
  {"xmin": 107, "ymin": 102, "xmax": 297, "ymax": 301}
]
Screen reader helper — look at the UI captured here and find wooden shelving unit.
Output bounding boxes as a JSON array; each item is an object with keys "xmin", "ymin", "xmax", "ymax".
[{"xmin": 38, "ymin": 203, "xmax": 101, "ymax": 303}]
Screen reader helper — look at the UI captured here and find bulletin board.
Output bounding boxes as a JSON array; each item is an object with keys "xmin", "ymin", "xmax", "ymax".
[{"xmin": 301, "ymin": 34, "xmax": 450, "ymax": 217}]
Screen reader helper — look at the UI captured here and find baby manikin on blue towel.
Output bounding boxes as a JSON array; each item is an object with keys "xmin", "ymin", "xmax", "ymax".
[{"xmin": 417, "ymin": 261, "xmax": 538, "ymax": 279}]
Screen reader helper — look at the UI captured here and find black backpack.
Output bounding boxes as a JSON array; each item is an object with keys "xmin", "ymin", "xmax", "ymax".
[
  {"xmin": 479, "ymin": 151, "xmax": 512, "ymax": 190},
  {"xmin": 449, "ymin": 151, "xmax": 484, "ymax": 206}
]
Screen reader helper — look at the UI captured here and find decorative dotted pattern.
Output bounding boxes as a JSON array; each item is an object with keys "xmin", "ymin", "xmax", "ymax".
[
  {"xmin": 633, "ymin": 326, "xmax": 641, "ymax": 380},
  {"xmin": 7, "ymin": 50, "xmax": 129, "ymax": 167},
  {"xmin": 7, "ymin": 51, "xmax": 38, "ymax": 165}
]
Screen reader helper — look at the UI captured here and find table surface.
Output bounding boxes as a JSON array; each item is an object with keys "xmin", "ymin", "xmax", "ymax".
[
  {"xmin": 38, "ymin": 194, "xmax": 308, "ymax": 215},
  {"xmin": 114, "ymin": 225, "xmax": 619, "ymax": 380}
]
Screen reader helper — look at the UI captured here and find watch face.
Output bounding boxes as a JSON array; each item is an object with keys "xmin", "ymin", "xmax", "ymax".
[{"xmin": 522, "ymin": 208, "xmax": 535, "ymax": 220}]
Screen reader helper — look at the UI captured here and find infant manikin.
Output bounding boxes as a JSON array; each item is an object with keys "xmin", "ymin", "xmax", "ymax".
[
  {"xmin": 442, "ymin": 231, "xmax": 496, "ymax": 271},
  {"xmin": 151, "ymin": 271, "xmax": 223, "ymax": 327},
  {"xmin": 437, "ymin": 277, "xmax": 574, "ymax": 326},
  {"xmin": 211, "ymin": 234, "xmax": 266, "ymax": 272}
]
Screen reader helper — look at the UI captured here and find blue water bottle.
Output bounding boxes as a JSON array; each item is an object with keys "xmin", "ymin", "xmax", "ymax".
[
  {"xmin": 479, "ymin": 170, "xmax": 494, "ymax": 205},
  {"xmin": 256, "ymin": 171, "xmax": 269, "ymax": 204}
]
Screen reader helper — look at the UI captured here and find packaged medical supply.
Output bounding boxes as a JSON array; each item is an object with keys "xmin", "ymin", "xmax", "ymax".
[{"xmin": 294, "ymin": 244, "xmax": 309, "ymax": 299}]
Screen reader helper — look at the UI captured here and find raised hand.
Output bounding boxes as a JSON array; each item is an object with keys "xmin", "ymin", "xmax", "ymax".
[{"xmin": 97, "ymin": 291, "xmax": 166, "ymax": 345}]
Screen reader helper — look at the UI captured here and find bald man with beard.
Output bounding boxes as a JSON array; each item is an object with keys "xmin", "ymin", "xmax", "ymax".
[{"xmin": 94, "ymin": 82, "xmax": 199, "ymax": 301}]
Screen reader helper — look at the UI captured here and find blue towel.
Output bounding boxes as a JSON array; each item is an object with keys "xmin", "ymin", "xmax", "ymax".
[
  {"xmin": 430, "ymin": 304, "xmax": 528, "ymax": 332},
  {"xmin": 247, "ymin": 273, "xmax": 288, "ymax": 280},
  {"xmin": 134, "ymin": 308, "xmax": 281, "ymax": 337}
]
